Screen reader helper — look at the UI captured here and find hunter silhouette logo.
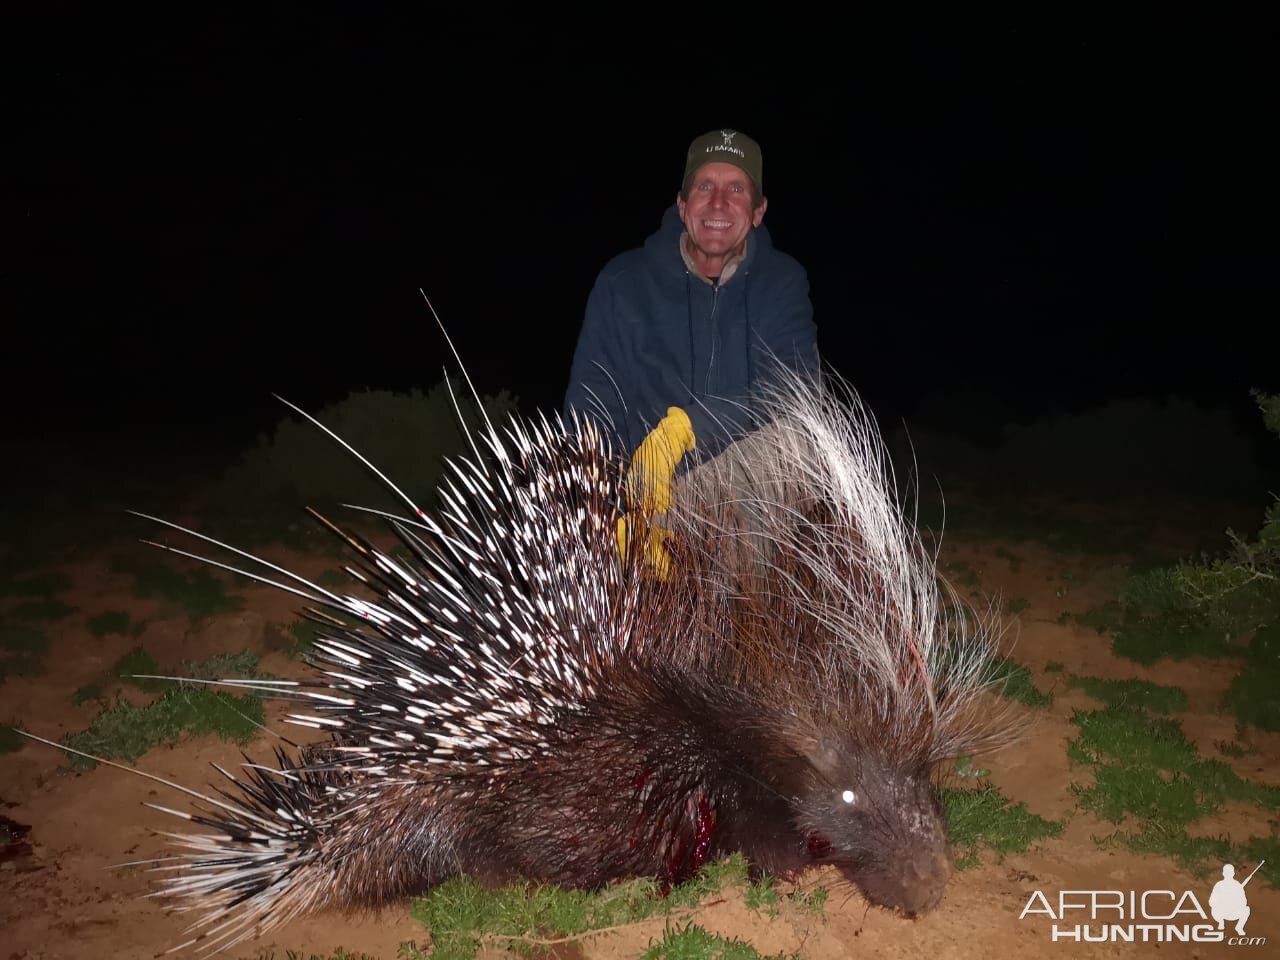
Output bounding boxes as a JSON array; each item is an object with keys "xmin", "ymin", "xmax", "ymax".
[
  {"xmin": 1019, "ymin": 860, "xmax": 1267, "ymax": 945},
  {"xmin": 1210, "ymin": 861, "xmax": 1264, "ymax": 936},
  {"xmin": 720, "ymin": 129, "xmax": 738, "ymax": 147}
]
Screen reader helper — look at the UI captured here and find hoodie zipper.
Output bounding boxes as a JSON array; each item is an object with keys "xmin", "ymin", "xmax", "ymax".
[{"xmin": 705, "ymin": 283, "xmax": 720, "ymax": 394}]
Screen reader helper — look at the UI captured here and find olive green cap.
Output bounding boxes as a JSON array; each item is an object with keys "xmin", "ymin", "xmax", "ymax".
[{"xmin": 683, "ymin": 128, "xmax": 763, "ymax": 193}]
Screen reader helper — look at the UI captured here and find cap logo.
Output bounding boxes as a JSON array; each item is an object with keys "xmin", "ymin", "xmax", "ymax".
[{"xmin": 705, "ymin": 129, "xmax": 746, "ymax": 159}]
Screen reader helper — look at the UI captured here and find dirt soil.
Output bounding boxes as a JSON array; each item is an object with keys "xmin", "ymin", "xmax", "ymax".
[{"xmin": 2, "ymin": 519, "xmax": 1277, "ymax": 959}]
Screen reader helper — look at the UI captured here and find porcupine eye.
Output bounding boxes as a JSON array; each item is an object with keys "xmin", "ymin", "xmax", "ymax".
[{"xmin": 841, "ymin": 789, "xmax": 857, "ymax": 805}]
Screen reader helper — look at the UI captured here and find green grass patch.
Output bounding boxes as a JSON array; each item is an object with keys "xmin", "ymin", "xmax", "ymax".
[
  {"xmin": 1221, "ymin": 621, "xmax": 1280, "ymax": 731},
  {"xmin": 1104, "ymin": 822, "xmax": 1235, "ymax": 874},
  {"xmin": 244, "ymin": 951, "xmax": 378, "ymax": 960},
  {"xmin": 1067, "ymin": 598, "xmax": 1124, "ymax": 633},
  {"xmin": 72, "ymin": 681, "xmax": 104, "ymax": 705},
  {"xmin": 8, "ymin": 598, "xmax": 76, "ymax": 622},
  {"xmin": 200, "ymin": 381, "xmax": 521, "ymax": 541},
  {"xmin": 58, "ymin": 652, "xmax": 268, "ymax": 770},
  {"xmin": 1067, "ymin": 700, "xmax": 1280, "ymax": 883},
  {"xmin": 1074, "ymin": 572, "xmax": 1278, "ymax": 727},
  {"xmin": 71, "ymin": 648, "xmax": 262, "ymax": 706},
  {"xmin": 991, "ymin": 658, "xmax": 1053, "ymax": 708},
  {"xmin": 898, "ymin": 394, "xmax": 1268, "ymax": 514},
  {"xmin": 0, "ymin": 622, "xmax": 49, "ymax": 681},
  {"xmin": 0, "ymin": 810, "xmax": 29, "ymax": 856},
  {"xmin": 179, "ymin": 649, "xmax": 262, "ymax": 681},
  {"xmin": 0, "ymin": 724, "xmax": 22, "ymax": 753},
  {"xmin": 952, "ymin": 755, "xmax": 991, "ymax": 779},
  {"xmin": 1222, "ymin": 671, "xmax": 1280, "ymax": 731},
  {"xmin": 787, "ymin": 886, "xmax": 828, "ymax": 915},
  {"xmin": 945, "ymin": 561, "xmax": 979, "ymax": 588},
  {"xmin": 87, "ymin": 610, "xmax": 132, "ymax": 637},
  {"xmin": 1111, "ymin": 612, "xmax": 1236, "ymax": 664},
  {"xmin": 941, "ymin": 783, "xmax": 1064, "ymax": 870},
  {"xmin": 1168, "ymin": 562, "xmax": 1280, "ymax": 634},
  {"xmin": 318, "ymin": 568, "xmax": 348, "ymax": 587},
  {"xmin": 1005, "ymin": 597, "xmax": 1029, "ymax": 615},
  {"xmin": 640, "ymin": 923, "xmax": 798, "ymax": 960},
  {"xmin": 1043, "ymin": 661, "xmax": 1065, "ymax": 673},
  {"xmin": 994, "ymin": 546, "xmax": 1023, "ymax": 571},
  {"xmin": 1075, "ymin": 763, "xmax": 1206, "ymax": 825},
  {"xmin": 189, "ymin": 511, "xmax": 340, "ymax": 554},
  {"xmin": 1072, "ymin": 561, "xmax": 1279, "ymax": 665},
  {"xmin": 111, "ymin": 646, "xmax": 169, "ymax": 693},
  {"xmin": 1066, "ymin": 594, "xmax": 1237, "ymax": 664},
  {"xmin": 0, "ymin": 571, "xmax": 73, "ymax": 599},
  {"xmin": 1066, "ymin": 676, "xmax": 1186, "ymax": 714},
  {"xmin": 1098, "ymin": 826, "xmax": 1277, "ymax": 889},
  {"xmin": 113, "ymin": 557, "xmax": 244, "ymax": 620},
  {"xmin": 1069, "ymin": 705, "xmax": 1198, "ymax": 770},
  {"xmin": 917, "ymin": 498, "xmax": 1152, "ymax": 558},
  {"xmin": 742, "ymin": 873, "xmax": 779, "ymax": 915},
  {"xmin": 1240, "ymin": 836, "xmax": 1280, "ymax": 886},
  {"xmin": 59, "ymin": 687, "xmax": 265, "ymax": 770},
  {"xmin": 290, "ymin": 619, "xmax": 323, "ymax": 658},
  {"xmin": 406, "ymin": 854, "xmax": 806, "ymax": 960}
]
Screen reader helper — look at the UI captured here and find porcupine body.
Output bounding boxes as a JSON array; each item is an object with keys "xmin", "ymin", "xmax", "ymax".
[{"xmin": 102, "ymin": 367, "xmax": 1016, "ymax": 954}]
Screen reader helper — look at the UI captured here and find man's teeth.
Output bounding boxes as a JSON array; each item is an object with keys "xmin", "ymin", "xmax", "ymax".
[{"xmin": 704, "ymin": 220, "xmax": 732, "ymax": 228}]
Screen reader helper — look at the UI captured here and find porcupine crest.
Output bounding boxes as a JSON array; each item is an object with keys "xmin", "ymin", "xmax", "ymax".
[
  {"xmin": 25, "ymin": 366, "xmax": 1020, "ymax": 954},
  {"xmin": 668, "ymin": 364, "xmax": 1016, "ymax": 758}
]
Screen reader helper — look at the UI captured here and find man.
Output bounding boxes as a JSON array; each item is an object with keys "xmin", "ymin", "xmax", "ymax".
[
  {"xmin": 563, "ymin": 128, "xmax": 818, "ymax": 465},
  {"xmin": 563, "ymin": 128, "xmax": 819, "ymax": 577}
]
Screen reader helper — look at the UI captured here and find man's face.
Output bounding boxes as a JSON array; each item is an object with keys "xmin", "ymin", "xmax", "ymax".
[{"xmin": 677, "ymin": 162, "xmax": 767, "ymax": 262}]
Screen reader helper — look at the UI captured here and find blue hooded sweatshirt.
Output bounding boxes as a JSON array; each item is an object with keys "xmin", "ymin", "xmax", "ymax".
[{"xmin": 563, "ymin": 204, "xmax": 818, "ymax": 463}]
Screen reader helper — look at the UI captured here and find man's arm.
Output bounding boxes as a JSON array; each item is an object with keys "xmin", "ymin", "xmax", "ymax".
[
  {"xmin": 752, "ymin": 261, "xmax": 819, "ymax": 376},
  {"xmin": 563, "ymin": 273, "xmax": 633, "ymax": 455}
]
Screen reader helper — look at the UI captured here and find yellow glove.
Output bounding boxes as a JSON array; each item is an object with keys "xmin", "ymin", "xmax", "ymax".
[
  {"xmin": 616, "ymin": 407, "xmax": 696, "ymax": 580},
  {"xmin": 616, "ymin": 515, "xmax": 676, "ymax": 581},
  {"xmin": 625, "ymin": 407, "xmax": 696, "ymax": 516}
]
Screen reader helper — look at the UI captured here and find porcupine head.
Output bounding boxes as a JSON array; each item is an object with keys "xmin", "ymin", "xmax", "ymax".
[{"xmin": 780, "ymin": 718, "xmax": 952, "ymax": 918}]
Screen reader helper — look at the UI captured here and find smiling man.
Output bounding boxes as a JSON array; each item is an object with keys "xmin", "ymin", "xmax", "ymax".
[{"xmin": 564, "ymin": 128, "xmax": 818, "ymax": 467}]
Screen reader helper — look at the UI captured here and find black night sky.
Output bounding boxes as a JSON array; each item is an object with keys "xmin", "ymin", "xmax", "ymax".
[{"xmin": 9, "ymin": 10, "xmax": 1276, "ymax": 499}]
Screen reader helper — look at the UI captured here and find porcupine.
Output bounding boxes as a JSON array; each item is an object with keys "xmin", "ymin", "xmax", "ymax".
[{"xmin": 28, "ymin": 364, "xmax": 1020, "ymax": 955}]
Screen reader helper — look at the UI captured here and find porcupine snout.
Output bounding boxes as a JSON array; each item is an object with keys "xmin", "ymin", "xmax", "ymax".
[
  {"xmin": 847, "ymin": 796, "xmax": 952, "ymax": 918},
  {"xmin": 796, "ymin": 752, "xmax": 953, "ymax": 918}
]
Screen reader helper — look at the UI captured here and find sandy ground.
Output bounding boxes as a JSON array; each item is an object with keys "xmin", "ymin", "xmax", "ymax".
[{"xmin": 2, "ymin": 525, "xmax": 1277, "ymax": 959}]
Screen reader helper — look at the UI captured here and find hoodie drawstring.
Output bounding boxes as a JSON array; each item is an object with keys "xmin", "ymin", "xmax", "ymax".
[
  {"xmin": 744, "ymin": 271, "xmax": 753, "ymax": 411},
  {"xmin": 685, "ymin": 272, "xmax": 695, "ymax": 405}
]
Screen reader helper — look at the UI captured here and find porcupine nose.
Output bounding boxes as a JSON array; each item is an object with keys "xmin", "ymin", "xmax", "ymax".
[
  {"xmin": 898, "ymin": 847, "xmax": 952, "ymax": 917},
  {"xmin": 857, "ymin": 845, "xmax": 952, "ymax": 918}
]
